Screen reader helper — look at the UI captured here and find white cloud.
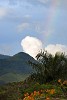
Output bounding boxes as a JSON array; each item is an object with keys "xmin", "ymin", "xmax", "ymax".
[
  {"xmin": 17, "ymin": 23, "xmax": 30, "ymax": 32},
  {"xmin": 45, "ymin": 44, "xmax": 67, "ymax": 55},
  {"xmin": 0, "ymin": 7, "xmax": 7, "ymax": 18},
  {"xmin": 21, "ymin": 36, "xmax": 43, "ymax": 58},
  {"xmin": 21, "ymin": 36, "xmax": 67, "ymax": 58}
]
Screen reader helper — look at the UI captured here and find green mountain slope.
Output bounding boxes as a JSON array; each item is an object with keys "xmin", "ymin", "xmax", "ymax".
[
  {"xmin": 0, "ymin": 73, "xmax": 29, "ymax": 84},
  {"xmin": 0, "ymin": 52, "xmax": 35, "ymax": 84}
]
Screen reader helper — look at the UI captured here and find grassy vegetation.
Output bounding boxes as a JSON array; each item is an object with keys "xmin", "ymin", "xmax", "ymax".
[
  {"xmin": 0, "ymin": 79, "xmax": 67, "ymax": 100},
  {"xmin": 0, "ymin": 73, "xmax": 29, "ymax": 84}
]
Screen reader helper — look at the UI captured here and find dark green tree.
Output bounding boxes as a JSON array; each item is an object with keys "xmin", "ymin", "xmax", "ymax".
[{"xmin": 29, "ymin": 51, "xmax": 67, "ymax": 83}]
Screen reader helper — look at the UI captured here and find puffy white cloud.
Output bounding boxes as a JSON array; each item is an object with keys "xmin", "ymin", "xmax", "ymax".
[
  {"xmin": 21, "ymin": 36, "xmax": 67, "ymax": 58},
  {"xmin": 17, "ymin": 23, "xmax": 30, "ymax": 32},
  {"xmin": 21, "ymin": 36, "xmax": 43, "ymax": 58},
  {"xmin": 45, "ymin": 44, "xmax": 67, "ymax": 55}
]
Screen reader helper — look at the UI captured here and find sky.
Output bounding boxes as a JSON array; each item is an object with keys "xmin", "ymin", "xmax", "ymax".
[{"xmin": 0, "ymin": 0, "xmax": 67, "ymax": 58}]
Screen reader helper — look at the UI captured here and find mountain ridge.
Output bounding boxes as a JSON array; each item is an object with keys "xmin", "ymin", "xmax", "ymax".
[
  {"xmin": 0, "ymin": 52, "xmax": 35, "ymax": 84},
  {"xmin": 0, "ymin": 54, "xmax": 11, "ymax": 59}
]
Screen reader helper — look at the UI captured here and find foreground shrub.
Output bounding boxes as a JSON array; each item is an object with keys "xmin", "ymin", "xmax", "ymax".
[{"xmin": 18, "ymin": 82, "xmax": 65, "ymax": 100}]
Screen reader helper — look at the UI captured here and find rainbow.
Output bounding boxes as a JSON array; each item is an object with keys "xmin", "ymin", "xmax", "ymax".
[{"xmin": 45, "ymin": 0, "xmax": 61, "ymax": 36}]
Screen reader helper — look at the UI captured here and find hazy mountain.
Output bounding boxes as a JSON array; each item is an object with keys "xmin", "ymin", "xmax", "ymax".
[
  {"xmin": 0, "ymin": 54, "xmax": 11, "ymax": 59},
  {"xmin": 0, "ymin": 52, "xmax": 35, "ymax": 84}
]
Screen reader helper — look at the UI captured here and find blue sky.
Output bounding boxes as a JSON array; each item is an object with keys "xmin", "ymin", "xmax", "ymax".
[{"xmin": 0, "ymin": 0, "xmax": 67, "ymax": 57}]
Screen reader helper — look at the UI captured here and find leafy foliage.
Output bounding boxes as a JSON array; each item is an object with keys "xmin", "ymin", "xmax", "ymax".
[{"xmin": 29, "ymin": 51, "xmax": 67, "ymax": 83}]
